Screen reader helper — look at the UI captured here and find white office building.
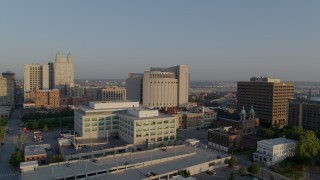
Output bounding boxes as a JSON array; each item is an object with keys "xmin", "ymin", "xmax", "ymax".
[
  {"xmin": 126, "ymin": 65, "xmax": 189, "ymax": 108},
  {"xmin": 74, "ymin": 101, "xmax": 177, "ymax": 148},
  {"xmin": 253, "ymin": 137, "xmax": 297, "ymax": 166}
]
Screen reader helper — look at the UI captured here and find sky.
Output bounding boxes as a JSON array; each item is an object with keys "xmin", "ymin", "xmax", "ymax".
[{"xmin": 0, "ymin": 0, "xmax": 320, "ymax": 81}]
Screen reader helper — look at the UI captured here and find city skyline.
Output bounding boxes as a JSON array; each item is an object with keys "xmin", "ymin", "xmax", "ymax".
[{"xmin": 1, "ymin": 1, "xmax": 320, "ymax": 81}]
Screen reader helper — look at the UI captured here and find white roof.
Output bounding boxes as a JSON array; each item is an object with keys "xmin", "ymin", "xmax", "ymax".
[
  {"xmin": 20, "ymin": 161, "xmax": 39, "ymax": 168},
  {"xmin": 185, "ymin": 139, "xmax": 200, "ymax": 143},
  {"xmin": 258, "ymin": 137, "xmax": 297, "ymax": 146}
]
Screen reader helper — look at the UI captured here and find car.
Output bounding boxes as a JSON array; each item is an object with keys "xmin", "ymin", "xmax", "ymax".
[
  {"xmin": 92, "ymin": 159, "xmax": 98, "ymax": 163},
  {"xmin": 145, "ymin": 172, "xmax": 157, "ymax": 177},
  {"xmin": 124, "ymin": 162, "xmax": 130, "ymax": 165},
  {"xmin": 206, "ymin": 170, "xmax": 216, "ymax": 175},
  {"xmin": 216, "ymin": 155, "xmax": 222, "ymax": 159}
]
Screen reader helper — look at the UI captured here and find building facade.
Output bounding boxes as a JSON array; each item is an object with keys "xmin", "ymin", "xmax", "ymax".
[
  {"xmin": 53, "ymin": 52, "xmax": 74, "ymax": 89},
  {"xmin": 237, "ymin": 77, "xmax": 294, "ymax": 127},
  {"xmin": 23, "ymin": 63, "xmax": 53, "ymax": 97},
  {"xmin": 74, "ymin": 101, "xmax": 177, "ymax": 147},
  {"xmin": 181, "ymin": 110, "xmax": 217, "ymax": 129},
  {"xmin": 99, "ymin": 86, "xmax": 126, "ymax": 101},
  {"xmin": 24, "ymin": 88, "xmax": 60, "ymax": 109},
  {"xmin": 288, "ymin": 99, "xmax": 320, "ymax": 131},
  {"xmin": 253, "ymin": 137, "xmax": 297, "ymax": 166},
  {"xmin": 208, "ymin": 127, "xmax": 241, "ymax": 152},
  {"xmin": 126, "ymin": 65, "xmax": 189, "ymax": 108},
  {"xmin": 0, "ymin": 72, "xmax": 15, "ymax": 107},
  {"xmin": 214, "ymin": 107, "xmax": 259, "ymax": 135}
]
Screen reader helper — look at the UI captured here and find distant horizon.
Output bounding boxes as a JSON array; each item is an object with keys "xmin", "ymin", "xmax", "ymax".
[{"xmin": 1, "ymin": 1, "xmax": 320, "ymax": 81}]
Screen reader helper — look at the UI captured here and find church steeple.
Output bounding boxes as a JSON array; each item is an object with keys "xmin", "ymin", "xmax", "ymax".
[
  {"xmin": 55, "ymin": 52, "xmax": 61, "ymax": 63},
  {"xmin": 249, "ymin": 105, "xmax": 255, "ymax": 119},
  {"xmin": 240, "ymin": 106, "xmax": 246, "ymax": 120}
]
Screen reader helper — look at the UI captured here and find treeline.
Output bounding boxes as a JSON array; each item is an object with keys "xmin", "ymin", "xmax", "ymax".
[
  {"xmin": 23, "ymin": 117, "xmax": 74, "ymax": 131},
  {"xmin": 22, "ymin": 109, "xmax": 74, "ymax": 121}
]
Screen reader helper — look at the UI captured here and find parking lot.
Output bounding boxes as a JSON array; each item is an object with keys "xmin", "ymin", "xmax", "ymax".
[{"xmin": 20, "ymin": 128, "xmax": 70, "ymax": 164}]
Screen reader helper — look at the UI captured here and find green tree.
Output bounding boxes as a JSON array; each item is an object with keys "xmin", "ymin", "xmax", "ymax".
[
  {"xmin": 228, "ymin": 157, "xmax": 237, "ymax": 168},
  {"xmin": 9, "ymin": 150, "xmax": 23, "ymax": 166},
  {"xmin": 53, "ymin": 155, "xmax": 64, "ymax": 163},
  {"xmin": 31, "ymin": 121, "xmax": 38, "ymax": 130},
  {"xmin": 43, "ymin": 124, "xmax": 49, "ymax": 132},
  {"xmin": 247, "ymin": 164, "xmax": 260, "ymax": 176},
  {"xmin": 239, "ymin": 167, "xmax": 246, "ymax": 176},
  {"xmin": 284, "ymin": 126, "xmax": 304, "ymax": 140},
  {"xmin": 296, "ymin": 130, "xmax": 320, "ymax": 164},
  {"xmin": 228, "ymin": 171, "xmax": 235, "ymax": 180}
]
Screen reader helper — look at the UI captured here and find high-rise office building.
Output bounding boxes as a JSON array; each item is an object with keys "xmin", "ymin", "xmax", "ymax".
[
  {"xmin": 23, "ymin": 52, "xmax": 74, "ymax": 98},
  {"xmin": 0, "ymin": 71, "xmax": 15, "ymax": 107},
  {"xmin": 126, "ymin": 65, "xmax": 189, "ymax": 108},
  {"xmin": 23, "ymin": 63, "xmax": 52, "ymax": 96},
  {"xmin": 54, "ymin": 52, "xmax": 74, "ymax": 89},
  {"xmin": 288, "ymin": 99, "xmax": 320, "ymax": 131},
  {"xmin": 237, "ymin": 77, "xmax": 294, "ymax": 127}
]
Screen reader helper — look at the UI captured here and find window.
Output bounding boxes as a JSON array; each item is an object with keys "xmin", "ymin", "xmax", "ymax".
[
  {"xmin": 164, "ymin": 120, "xmax": 169, "ymax": 124},
  {"xmin": 157, "ymin": 131, "xmax": 162, "ymax": 135},
  {"xmin": 157, "ymin": 121, "xmax": 162, "ymax": 124},
  {"xmin": 136, "ymin": 122, "xmax": 142, "ymax": 126},
  {"xmin": 143, "ymin": 122, "xmax": 149, "ymax": 126},
  {"xmin": 84, "ymin": 118, "xmax": 90, "ymax": 122},
  {"xmin": 170, "ymin": 119, "xmax": 175, "ymax": 123},
  {"xmin": 99, "ymin": 127, "xmax": 104, "ymax": 130}
]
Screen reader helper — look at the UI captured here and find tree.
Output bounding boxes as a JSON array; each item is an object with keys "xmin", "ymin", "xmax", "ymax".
[
  {"xmin": 228, "ymin": 157, "xmax": 237, "ymax": 168},
  {"xmin": 43, "ymin": 124, "xmax": 49, "ymax": 132},
  {"xmin": 239, "ymin": 167, "xmax": 246, "ymax": 176},
  {"xmin": 284, "ymin": 126, "xmax": 304, "ymax": 140},
  {"xmin": 31, "ymin": 121, "xmax": 38, "ymax": 130},
  {"xmin": 247, "ymin": 164, "xmax": 260, "ymax": 176},
  {"xmin": 295, "ymin": 130, "xmax": 320, "ymax": 164},
  {"xmin": 9, "ymin": 150, "xmax": 23, "ymax": 166},
  {"xmin": 228, "ymin": 171, "xmax": 235, "ymax": 180}
]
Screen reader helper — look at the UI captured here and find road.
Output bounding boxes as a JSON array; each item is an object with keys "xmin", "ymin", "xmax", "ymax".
[{"xmin": 0, "ymin": 108, "xmax": 22, "ymax": 180}]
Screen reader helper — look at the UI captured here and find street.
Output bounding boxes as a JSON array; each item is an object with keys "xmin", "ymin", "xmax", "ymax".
[{"xmin": 0, "ymin": 108, "xmax": 22, "ymax": 180}]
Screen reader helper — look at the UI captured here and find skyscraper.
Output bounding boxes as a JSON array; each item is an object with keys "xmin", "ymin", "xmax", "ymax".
[
  {"xmin": 23, "ymin": 63, "xmax": 51, "ymax": 96},
  {"xmin": 237, "ymin": 77, "xmax": 294, "ymax": 128},
  {"xmin": 0, "ymin": 71, "xmax": 15, "ymax": 107},
  {"xmin": 53, "ymin": 52, "xmax": 74, "ymax": 89},
  {"xmin": 126, "ymin": 65, "xmax": 189, "ymax": 108}
]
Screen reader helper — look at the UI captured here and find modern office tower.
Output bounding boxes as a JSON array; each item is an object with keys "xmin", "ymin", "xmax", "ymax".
[
  {"xmin": 23, "ymin": 63, "xmax": 52, "ymax": 97},
  {"xmin": 237, "ymin": 77, "xmax": 294, "ymax": 127},
  {"xmin": 126, "ymin": 65, "xmax": 189, "ymax": 108},
  {"xmin": 98, "ymin": 86, "xmax": 126, "ymax": 101},
  {"xmin": 53, "ymin": 52, "xmax": 74, "ymax": 89},
  {"xmin": 24, "ymin": 88, "xmax": 60, "ymax": 109},
  {"xmin": 0, "ymin": 72, "xmax": 15, "ymax": 107},
  {"xmin": 288, "ymin": 99, "xmax": 320, "ymax": 131},
  {"xmin": 126, "ymin": 73, "xmax": 143, "ymax": 103}
]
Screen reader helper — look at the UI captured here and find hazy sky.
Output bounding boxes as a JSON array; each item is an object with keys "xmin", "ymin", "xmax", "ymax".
[{"xmin": 1, "ymin": 0, "xmax": 320, "ymax": 81}]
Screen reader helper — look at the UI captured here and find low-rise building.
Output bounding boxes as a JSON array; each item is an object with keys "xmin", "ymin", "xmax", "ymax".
[
  {"xmin": 214, "ymin": 107, "xmax": 259, "ymax": 135},
  {"xmin": 24, "ymin": 88, "xmax": 60, "ymax": 109},
  {"xmin": 253, "ymin": 137, "xmax": 297, "ymax": 166},
  {"xmin": 74, "ymin": 101, "xmax": 177, "ymax": 148},
  {"xmin": 24, "ymin": 145, "xmax": 47, "ymax": 164},
  {"xmin": 208, "ymin": 126, "xmax": 241, "ymax": 152},
  {"xmin": 98, "ymin": 86, "xmax": 126, "ymax": 101}
]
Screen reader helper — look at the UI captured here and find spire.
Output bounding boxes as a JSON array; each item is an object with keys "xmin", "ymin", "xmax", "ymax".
[
  {"xmin": 67, "ymin": 52, "xmax": 72, "ymax": 63},
  {"xmin": 55, "ymin": 51, "xmax": 61, "ymax": 63},
  {"xmin": 249, "ymin": 105, "xmax": 255, "ymax": 119},
  {"xmin": 240, "ymin": 106, "xmax": 246, "ymax": 120}
]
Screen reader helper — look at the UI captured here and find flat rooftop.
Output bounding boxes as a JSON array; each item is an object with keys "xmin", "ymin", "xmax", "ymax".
[
  {"xmin": 22, "ymin": 145, "xmax": 230, "ymax": 180},
  {"xmin": 258, "ymin": 137, "xmax": 297, "ymax": 146},
  {"xmin": 61, "ymin": 138, "xmax": 130, "ymax": 156},
  {"xmin": 25, "ymin": 145, "xmax": 46, "ymax": 156}
]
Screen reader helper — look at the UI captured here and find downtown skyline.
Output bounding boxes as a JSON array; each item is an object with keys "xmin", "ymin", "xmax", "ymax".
[{"xmin": 1, "ymin": 0, "xmax": 320, "ymax": 81}]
